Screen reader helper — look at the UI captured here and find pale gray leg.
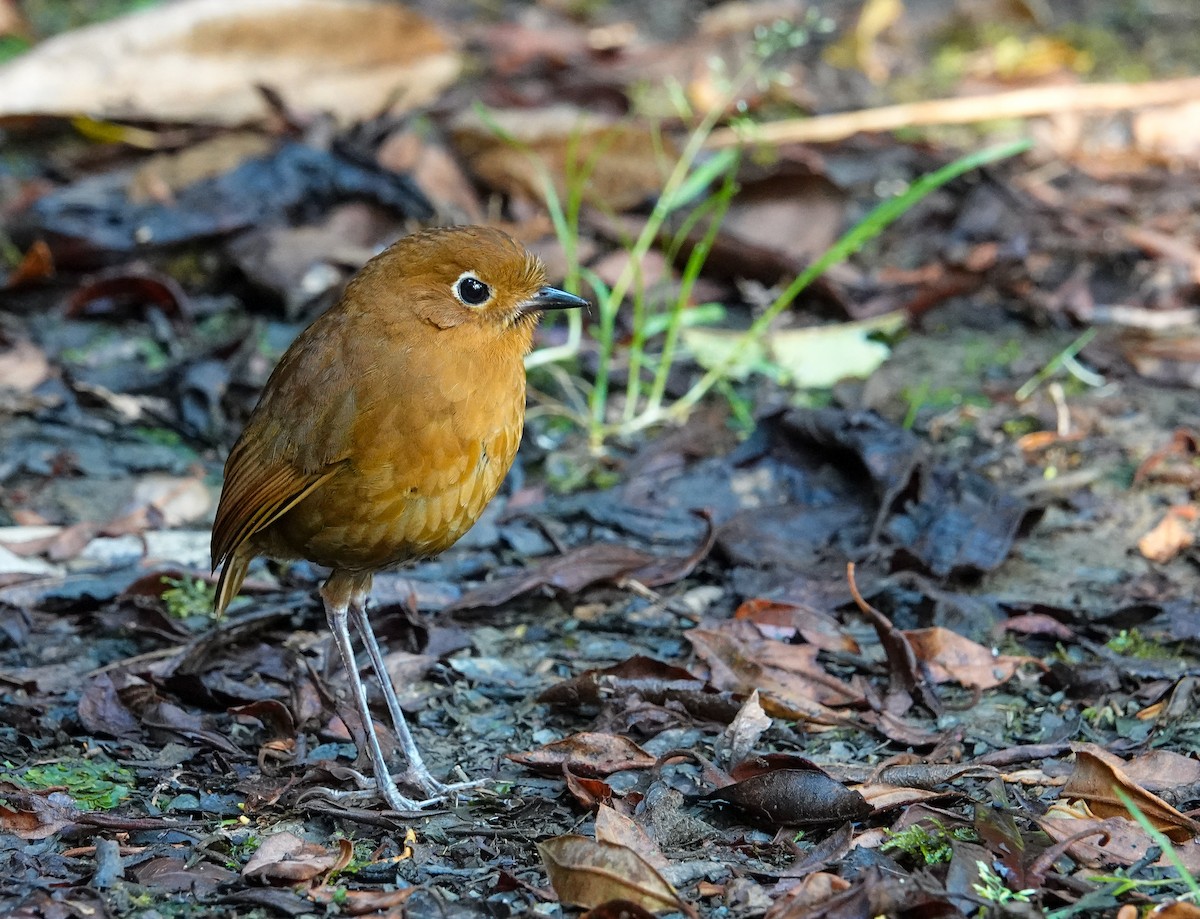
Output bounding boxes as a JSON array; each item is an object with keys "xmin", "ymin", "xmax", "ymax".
[
  {"xmin": 347, "ymin": 586, "xmax": 481, "ymax": 799},
  {"xmin": 322, "ymin": 589, "xmax": 426, "ymax": 810}
]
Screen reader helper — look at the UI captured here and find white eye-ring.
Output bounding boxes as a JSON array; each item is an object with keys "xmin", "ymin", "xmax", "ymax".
[{"xmin": 453, "ymin": 271, "xmax": 492, "ymax": 307}]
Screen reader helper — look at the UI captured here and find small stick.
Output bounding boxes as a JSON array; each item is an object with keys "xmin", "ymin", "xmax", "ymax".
[{"xmin": 709, "ymin": 75, "xmax": 1200, "ymax": 147}]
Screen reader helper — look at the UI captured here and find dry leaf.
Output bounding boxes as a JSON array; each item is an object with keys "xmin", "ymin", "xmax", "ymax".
[
  {"xmin": 734, "ymin": 598, "xmax": 859, "ymax": 652},
  {"xmin": 687, "ymin": 620, "xmax": 863, "ymax": 721},
  {"xmin": 0, "ymin": 339, "xmax": 51, "ymax": 392},
  {"xmin": 453, "ymin": 106, "xmax": 668, "ymax": 211},
  {"xmin": 538, "ymin": 835, "xmax": 690, "ymax": 915},
  {"xmin": 705, "ymin": 764, "xmax": 871, "ymax": 827},
  {"xmin": 0, "ymin": 0, "xmax": 460, "ymax": 125},
  {"xmin": 594, "ymin": 805, "xmax": 667, "ymax": 869},
  {"xmin": 720, "ymin": 690, "xmax": 771, "ymax": 769},
  {"xmin": 242, "ymin": 831, "xmax": 343, "ymax": 882},
  {"xmin": 903, "ymin": 626, "xmax": 1030, "ymax": 690},
  {"xmin": 508, "ymin": 732, "xmax": 656, "ymax": 777},
  {"xmin": 1063, "ymin": 746, "xmax": 1200, "ymax": 843},
  {"xmin": 565, "ymin": 769, "xmax": 615, "ymax": 811},
  {"xmin": 1137, "ymin": 505, "xmax": 1196, "ymax": 563},
  {"xmin": 0, "ymin": 785, "xmax": 79, "ymax": 840}
]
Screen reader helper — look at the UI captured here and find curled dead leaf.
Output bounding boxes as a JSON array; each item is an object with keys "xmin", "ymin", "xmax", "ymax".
[
  {"xmin": 1064, "ymin": 746, "xmax": 1200, "ymax": 843},
  {"xmin": 242, "ymin": 831, "xmax": 343, "ymax": 883},
  {"xmin": 538, "ymin": 835, "xmax": 692, "ymax": 916},
  {"xmin": 705, "ymin": 764, "xmax": 871, "ymax": 827},
  {"xmin": 508, "ymin": 732, "xmax": 656, "ymax": 777},
  {"xmin": 1137, "ymin": 505, "xmax": 1196, "ymax": 563},
  {"xmin": 903, "ymin": 626, "xmax": 1032, "ymax": 690}
]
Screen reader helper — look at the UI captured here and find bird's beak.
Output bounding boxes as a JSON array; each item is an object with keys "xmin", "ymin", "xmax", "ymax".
[{"xmin": 520, "ymin": 286, "xmax": 590, "ymax": 316}]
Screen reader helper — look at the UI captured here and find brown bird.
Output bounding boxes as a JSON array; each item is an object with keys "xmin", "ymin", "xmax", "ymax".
[{"xmin": 211, "ymin": 226, "xmax": 587, "ymax": 810}]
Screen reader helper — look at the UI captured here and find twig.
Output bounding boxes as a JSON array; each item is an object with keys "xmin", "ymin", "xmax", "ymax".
[{"xmin": 709, "ymin": 75, "xmax": 1200, "ymax": 147}]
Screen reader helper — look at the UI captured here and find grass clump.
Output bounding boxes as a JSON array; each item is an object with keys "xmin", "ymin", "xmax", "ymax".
[
  {"xmin": 501, "ymin": 63, "xmax": 1030, "ymax": 447},
  {"xmin": 973, "ymin": 860, "xmax": 1037, "ymax": 908}
]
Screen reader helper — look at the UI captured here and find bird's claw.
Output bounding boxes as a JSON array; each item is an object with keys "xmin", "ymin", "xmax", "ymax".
[
  {"xmin": 409, "ymin": 774, "xmax": 487, "ymax": 800},
  {"xmin": 379, "ymin": 769, "xmax": 485, "ymax": 811},
  {"xmin": 301, "ymin": 766, "xmax": 484, "ymax": 812}
]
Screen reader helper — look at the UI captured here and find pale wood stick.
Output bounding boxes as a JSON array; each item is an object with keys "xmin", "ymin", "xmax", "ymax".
[{"xmin": 707, "ymin": 75, "xmax": 1200, "ymax": 147}]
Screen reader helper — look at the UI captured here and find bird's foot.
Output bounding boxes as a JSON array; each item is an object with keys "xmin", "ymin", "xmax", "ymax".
[
  {"xmin": 302, "ymin": 766, "xmax": 484, "ymax": 812},
  {"xmin": 407, "ymin": 772, "xmax": 486, "ymax": 801}
]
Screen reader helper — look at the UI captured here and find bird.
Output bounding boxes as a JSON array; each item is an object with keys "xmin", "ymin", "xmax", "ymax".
[{"xmin": 210, "ymin": 225, "xmax": 588, "ymax": 810}]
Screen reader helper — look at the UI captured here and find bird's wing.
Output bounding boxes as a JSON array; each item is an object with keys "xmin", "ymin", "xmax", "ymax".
[
  {"xmin": 211, "ymin": 439, "xmax": 338, "ymax": 571},
  {"xmin": 210, "ymin": 312, "xmax": 366, "ymax": 612},
  {"xmin": 210, "ymin": 424, "xmax": 343, "ymax": 614}
]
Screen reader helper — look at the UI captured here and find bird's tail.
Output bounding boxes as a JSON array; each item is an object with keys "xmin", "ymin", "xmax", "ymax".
[{"xmin": 214, "ymin": 550, "xmax": 250, "ymax": 617}]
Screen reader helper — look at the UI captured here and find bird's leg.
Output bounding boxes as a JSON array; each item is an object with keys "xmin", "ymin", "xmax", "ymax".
[
  {"xmin": 320, "ymin": 573, "xmax": 428, "ymax": 811},
  {"xmin": 347, "ymin": 582, "xmax": 481, "ymax": 799}
]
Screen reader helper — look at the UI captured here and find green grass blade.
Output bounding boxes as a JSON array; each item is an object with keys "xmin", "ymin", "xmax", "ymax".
[{"xmin": 670, "ymin": 138, "xmax": 1033, "ymax": 419}]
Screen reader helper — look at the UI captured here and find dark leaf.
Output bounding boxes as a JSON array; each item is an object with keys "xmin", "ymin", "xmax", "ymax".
[
  {"xmin": 449, "ymin": 512, "xmax": 714, "ymax": 611},
  {"xmin": 704, "ymin": 767, "xmax": 871, "ymax": 827},
  {"xmin": 20, "ymin": 141, "xmax": 432, "ymax": 258},
  {"xmin": 133, "ymin": 856, "xmax": 236, "ymax": 895}
]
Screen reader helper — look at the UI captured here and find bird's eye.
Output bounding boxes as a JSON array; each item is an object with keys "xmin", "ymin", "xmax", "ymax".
[{"xmin": 454, "ymin": 273, "xmax": 492, "ymax": 306}]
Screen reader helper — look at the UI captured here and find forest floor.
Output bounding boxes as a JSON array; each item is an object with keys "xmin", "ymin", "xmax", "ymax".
[{"xmin": 2, "ymin": 1, "xmax": 1200, "ymax": 917}]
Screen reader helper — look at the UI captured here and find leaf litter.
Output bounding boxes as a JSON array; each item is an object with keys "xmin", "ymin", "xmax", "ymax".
[{"xmin": 2, "ymin": 0, "xmax": 1200, "ymax": 917}]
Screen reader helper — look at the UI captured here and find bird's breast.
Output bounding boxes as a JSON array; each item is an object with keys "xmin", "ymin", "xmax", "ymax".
[{"xmin": 260, "ymin": 340, "xmax": 528, "ymax": 570}]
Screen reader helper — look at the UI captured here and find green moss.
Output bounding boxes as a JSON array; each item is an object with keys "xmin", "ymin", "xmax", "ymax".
[
  {"xmin": 1106, "ymin": 628, "xmax": 1174, "ymax": 660},
  {"xmin": 5, "ymin": 759, "xmax": 134, "ymax": 810},
  {"xmin": 882, "ymin": 819, "xmax": 976, "ymax": 865},
  {"xmin": 161, "ymin": 575, "xmax": 218, "ymax": 620}
]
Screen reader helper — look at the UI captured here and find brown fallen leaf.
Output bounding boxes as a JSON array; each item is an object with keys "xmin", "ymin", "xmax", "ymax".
[
  {"xmin": 1134, "ymin": 428, "xmax": 1200, "ymax": 487},
  {"xmin": 733, "ymin": 597, "xmax": 859, "ymax": 652},
  {"xmin": 903, "ymin": 626, "xmax": 1031, "ymax": 690},
  {"xmin": 853, "ymin": 782, "xmax": 959, "ymax": 813},
  {"xmin": 1039, "ymin": 810, "xmax": 1169, "ymax": 869},
  {"xmin": 595, "ymin": 804, "xmax": 667, "ymax": 869},
  {"xmin": 539, "ymin": 655, "xmax": 707, "ymax": 706},
  {"xmin": 565, "ymin": 768, "xmax": 615, "ymax": 811},
  {"xmin": 764, "ymin": 872, "xmax": 852, "ymax": 919},
  {"xmin": 1137, "ymin": 505, "xmax": 1197, "ymax": 563},
  {"xmin": 846, "ymin": 566, "xmax": 941, "ymax": 717},
  {"xmin": 720, "ymin": 690, "xmax": 771, "ymax": 769},
  {"xmin": 0, "ymin": 783, "xmax": 79, "ymax": 840},
  {"xmin": 0, "ymin": 0, "xmax": 461, "ymax": 125},
  {"xmin": 242, "ymin": 831, "xmax": 346, "ymax": 882},
  {"xmin": 538, "ymin": 835, "xmax": 693, "ymax": 916},
  {"xmin": 537, "ymin": 655, "xmax": 743, "ymax": 724},
  {"xmin": 687, "ymin": 620, "xmax": 863, "ymax": 721},
  {"xmin": 77, "ymin": 673, "xmax": 141, "ymax": 739},
  {"xmin": 1063, "ymin": 746, "xmax": 1200, "ymax": 843},
  {"xmin": 1121, "ymin": 748, "xmax": 1200, "ymax": 793},
  {"xmin": 1122, "ymin": 330, "xmax": 1200, "ymax": 388},
  {"xmin": 508, "ymin": 732, "xmax": 656, "ymax": 777},
  {"xmin": 308, "ymin": 884, "xmax": 415, "ymax": 914},
  {"xmin": 452, "ymin": 105, "xmax": 669, "ymax": 211},
  {"xmin": 717, "ymin": 171, "xmax": 847, "ymax": 277},
  {"xmin": 133, "ymin": 856, "xmax": 236, "ymax": 895},
  {"xmin": 449, "ymin": 513, "xmax": 713, "ymax": 611},
  {"xmin": 6, "ymin": 240, "xmax": 54, "ymax": 288}
]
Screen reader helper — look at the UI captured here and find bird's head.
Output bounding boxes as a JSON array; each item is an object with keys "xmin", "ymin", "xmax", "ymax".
[{"xmin": 350, "ymin": 226, "xmax": 588, "ymax": 346}]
